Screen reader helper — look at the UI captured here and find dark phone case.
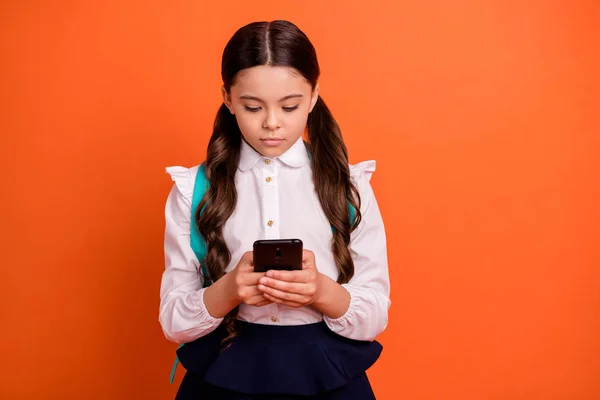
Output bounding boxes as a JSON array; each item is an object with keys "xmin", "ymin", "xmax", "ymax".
[{"xmin": 253, "ymin": 239, "xmax": 303, "ymax": 273}]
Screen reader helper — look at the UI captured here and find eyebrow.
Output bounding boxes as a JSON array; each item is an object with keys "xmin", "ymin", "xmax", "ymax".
[{"xmin": 239, "ymin": 94, "xmax": 304, "ymax": 102}]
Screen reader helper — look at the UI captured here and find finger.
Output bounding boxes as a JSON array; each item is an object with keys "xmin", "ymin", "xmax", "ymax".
[
  {"xmin": 244, "ymin": 294, "xmax": 272, "ymax": 306},
  {"xmin": 241, "ymin": 272, "xmax": 267, "ymax": 286},
  {"xmin": 265, "ymin": 269, "xmax": 308, "ymax": 282},
  {"xmin": 258, "ymin": 277, "xmax": 315, "ymax": 296},
  {"xmin": 238, "ymin": 285, "xmax": 264, "ymax": 299},
  {"xmin": 263, "ymin": 292, "xmax": 304, "ymax": 308},
  {"xmin": 258, "ymin": 283, "xmax": 309, "ymax": 303}
]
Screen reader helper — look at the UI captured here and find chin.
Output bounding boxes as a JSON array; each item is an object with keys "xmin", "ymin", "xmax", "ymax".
[{"xmin": 258, "ymin": 144, "xmax": 290, "ymax": 158}]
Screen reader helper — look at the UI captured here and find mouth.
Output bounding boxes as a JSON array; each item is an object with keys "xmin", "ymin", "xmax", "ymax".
[{"xmin": 260, "ymin": 138, "xmax": 285, "ymax": 147}]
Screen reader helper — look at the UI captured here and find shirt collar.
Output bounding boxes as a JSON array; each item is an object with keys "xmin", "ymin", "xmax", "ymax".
[{"xmin": 238, "ymin": 136, "xmax": 310, "ymax": 171}]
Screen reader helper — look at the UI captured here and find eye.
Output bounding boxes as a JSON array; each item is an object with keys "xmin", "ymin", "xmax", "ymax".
[
  {"xmin": 282, "ymin": 105, "xmax": 299, "ymax": 112},
  {"xmin": 244, "ymin": 106, "xmax": 261, "ymax": 112}
]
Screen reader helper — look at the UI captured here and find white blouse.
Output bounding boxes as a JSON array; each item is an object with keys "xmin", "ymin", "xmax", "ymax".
[{"xmin": 159, "ymin": 137, "xmax": 391, "ymax": 343}]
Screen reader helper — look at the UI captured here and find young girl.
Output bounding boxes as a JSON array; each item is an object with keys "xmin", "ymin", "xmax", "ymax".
[{"xmin": 160, "ymin": 20, "xmax": 391, "ymax": 399}]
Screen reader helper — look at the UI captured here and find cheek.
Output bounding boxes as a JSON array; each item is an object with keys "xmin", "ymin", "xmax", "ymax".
[
  {"xmin": 288, "ymin": 111, "xmax": 310, "ymax": 132},
  {"xmin": 234, "ymin": 113, "xmax": 262, "ymax": 136}
]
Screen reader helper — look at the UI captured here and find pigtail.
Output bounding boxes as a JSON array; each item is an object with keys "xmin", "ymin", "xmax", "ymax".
[
  {"xmin": 196, "ymin": 103, "xmax": 242, "ymax": 347},
  {"xmin": 306, "ymin": 97, "xmax": 362, "ymax": 284}
]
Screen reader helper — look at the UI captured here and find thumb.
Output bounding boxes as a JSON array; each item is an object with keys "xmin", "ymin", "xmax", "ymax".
[
  {"xmin": 238, "ymin": 251, "xmax": 254, "ymax": 271},
  {"xmin": 302, "ymin": 249, "xmax": 316, "ymax": 270}
]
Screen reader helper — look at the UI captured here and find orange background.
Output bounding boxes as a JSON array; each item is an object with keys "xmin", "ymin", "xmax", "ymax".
[{"xmin": 1, "ymin": 1, "xmax": 599, "ymax": 399}]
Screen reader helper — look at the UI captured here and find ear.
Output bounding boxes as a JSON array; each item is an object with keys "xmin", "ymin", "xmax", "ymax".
[
  {"xmin": 221, "ymin": 85, "xmax": 234, "ymax": 114},
  {"xmin": 309, "ymin": 83, "xmax": 320, "ymax": 113}
]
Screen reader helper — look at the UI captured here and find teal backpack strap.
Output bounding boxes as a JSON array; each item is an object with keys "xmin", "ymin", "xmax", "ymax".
[
  {"xmin": 348, "ymin": 204, "xmax": 357, "ymax": 229},
  {"xmin": 190, "ymin": 162, "xmax": 212, "ymax": 287},
  {"xmin": 169, "ymin": 343, "xmax": 185, "ymax": 384},
  {"xmin": 170, "ymin": 162, "xmax": 211, "ymax": 384}
]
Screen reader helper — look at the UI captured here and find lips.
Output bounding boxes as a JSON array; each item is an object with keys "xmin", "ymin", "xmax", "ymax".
[{"xmin": 261, "ymin": 138, "xmax": 284, "ymax": 147}]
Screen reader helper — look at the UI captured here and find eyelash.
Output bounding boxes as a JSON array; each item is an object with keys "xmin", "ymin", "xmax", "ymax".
[{"xmin": 244, "ymin": 106, "xmax": 299, "ymax": 113}]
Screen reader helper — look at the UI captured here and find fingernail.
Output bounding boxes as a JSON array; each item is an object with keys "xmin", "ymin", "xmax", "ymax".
[{"xmin": 259, "ymin": 277, "xmax": 267, "ymax": 285}]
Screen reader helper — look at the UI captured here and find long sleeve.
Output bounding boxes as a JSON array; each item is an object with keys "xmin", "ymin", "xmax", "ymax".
[
  {"xmin": 159, "ymin": 166, "xmax": 223, "ymax": 343},
  {"xmin": 323, "ymin": 161, "xmax": 391, "ymax": 341}
]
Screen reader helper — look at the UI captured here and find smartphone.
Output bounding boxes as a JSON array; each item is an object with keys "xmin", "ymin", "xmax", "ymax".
[{"xmin": 253, "ymin": 239, "xmax": 303, "ymax": 273}]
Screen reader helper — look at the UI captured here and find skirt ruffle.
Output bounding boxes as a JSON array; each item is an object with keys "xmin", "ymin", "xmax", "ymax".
[{"xmin": 176, "ymin": 321, "xmax": 382, "ymax": 396}]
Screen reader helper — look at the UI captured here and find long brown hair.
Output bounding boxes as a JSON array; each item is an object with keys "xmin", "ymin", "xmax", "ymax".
[{"xmin": 196, "ymin": 20, "xmax": 362, "ymax": 346}]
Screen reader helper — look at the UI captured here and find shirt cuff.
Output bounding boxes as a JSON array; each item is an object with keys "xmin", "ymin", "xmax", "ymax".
[
  {"xmin": 322, "ymin": 284, "xmax": 357, "ymax": 327},
  {"xmin": 161, "ymin": 287, "xmax": 225, "ymax": 344},
  {"xmin": 194, "ymin": 288, "xmax": 224, "ymax": 322}
]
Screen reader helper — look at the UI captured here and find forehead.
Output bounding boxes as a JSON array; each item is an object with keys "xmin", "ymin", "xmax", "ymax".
[{"xmin": 232, "ymin": 66, "xmax": 312, "ymax": 97}]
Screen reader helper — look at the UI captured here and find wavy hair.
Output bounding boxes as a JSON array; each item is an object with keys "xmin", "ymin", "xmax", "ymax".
[{"xmin": 196, "ymin": 20, "xmax": 362, "ymax": 346}]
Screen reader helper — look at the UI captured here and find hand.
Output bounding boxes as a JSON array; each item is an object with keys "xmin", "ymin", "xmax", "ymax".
[
  {"xmin": 257, "ymin": 250, "xmax": 322, "ymax": 308},
  {"xmin": 231, "ymin": 251, "xmax": 272, "ymax": 307}
]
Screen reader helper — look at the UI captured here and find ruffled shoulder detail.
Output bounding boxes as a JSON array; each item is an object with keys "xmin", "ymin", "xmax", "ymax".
[
  {"xmin": 165, "ymin": 165, "xmax": 200, "ymax": 201},
  {"xmin": 349, "ymin": 160, "xmax": 376, "ymax": 182}
]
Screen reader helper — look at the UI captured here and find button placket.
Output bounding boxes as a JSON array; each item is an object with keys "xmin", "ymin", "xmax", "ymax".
[
  {"xmin": 260, "ymin": 159, "xmax": 281, "ymax": 321},
  {"xmin": 262, "ymin": 159, "xmax": 279, "ymax": 240}
]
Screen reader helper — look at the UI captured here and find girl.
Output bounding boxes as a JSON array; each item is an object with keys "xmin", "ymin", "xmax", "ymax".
[{"xmin": 160, "ymin": 20, "xmax": 391, "ymax": 399}]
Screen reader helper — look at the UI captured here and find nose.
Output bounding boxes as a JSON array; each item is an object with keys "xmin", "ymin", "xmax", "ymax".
[{"xmin": 262, "ymin": 109, "xmax": 281, "ymax": 132}]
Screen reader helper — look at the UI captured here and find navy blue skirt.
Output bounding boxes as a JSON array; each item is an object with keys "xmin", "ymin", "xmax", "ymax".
[{"xmin": 175, "ymin": 321, "xmax": 382, "ymax": 399}]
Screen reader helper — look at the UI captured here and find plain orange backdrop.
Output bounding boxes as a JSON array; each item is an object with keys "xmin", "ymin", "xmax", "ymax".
[{"xmin": 1, "ymin": 1, "xmax": 599, "ymax": 399}]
